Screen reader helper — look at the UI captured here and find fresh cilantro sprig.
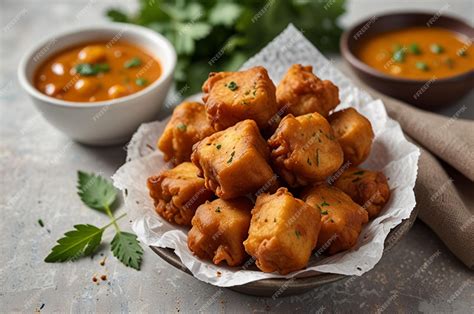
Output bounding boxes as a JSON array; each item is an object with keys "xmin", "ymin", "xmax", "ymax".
[
  {"xmin": 106, "ymin": 0, "xmax": 346, "ymax": 95},
  {"xmin": 45, "ymin": 171, "xmax": 143, "ymax": 270}
]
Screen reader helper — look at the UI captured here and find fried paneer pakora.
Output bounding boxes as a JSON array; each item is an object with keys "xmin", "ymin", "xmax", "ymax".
[
  {"xmin": 244, "ymin": 188, "xmax": 320, "ymax": 274},
  {"xmin": 328, "ymin": 108, "xmax": 374, "ymax": 166},
  {"xmin": 268, "ymin": 112, "xmax": 344, "ymax": 187},
  {"xmin": 276, "ymin": 64, "xmax": 340, "ymax": 117},
  {"xmin": 188, "ymin": 198, "xmax": 252, "ymax": 266},
  {"xmin": 158, "ymin": 101, "xmax": 215, "ymax": 165},
  {"xmin": 302, "ymin": 184, "xmax": 368, "ymax": 255},
  {"xmin": 202, "ymin": 66, "xmax": 280, "ymax": 131},
  {"xmin": 334, "ymin": 167, "xmax": 390, "ymax": 219},
  {"xmin": 191, "ymin": 120, "xmax": 276, "ymax": 199},
  {"xmin": 147, "ymin": 162, "xmax": 214, "ymax": 226}
]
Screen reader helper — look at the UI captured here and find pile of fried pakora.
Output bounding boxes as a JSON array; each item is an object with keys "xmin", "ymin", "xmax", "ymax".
[{"xmin": 147, "ymin": 64, "xmax": 390, "ymax": 275}]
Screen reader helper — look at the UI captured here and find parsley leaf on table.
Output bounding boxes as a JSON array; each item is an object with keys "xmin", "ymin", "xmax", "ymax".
[
  {"xmin": 44, "ymin": 224, "xmax": 104, "ymax": 262},
  {"xmin": 77, "ymin": 171, "xmax": 117, "ymax": 213},
  {"xmin": 111, "ymin": 232, "xmax": 144, "ymax": 270}
]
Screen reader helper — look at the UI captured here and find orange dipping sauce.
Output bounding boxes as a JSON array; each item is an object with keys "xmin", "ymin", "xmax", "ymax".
[
  {"xmin": 357, "ymin": 27, "xmax": 473, "ymax": 80},
  {"xmin": 34, "ymin": 42, "xmax": 161, "ymax": 102}
]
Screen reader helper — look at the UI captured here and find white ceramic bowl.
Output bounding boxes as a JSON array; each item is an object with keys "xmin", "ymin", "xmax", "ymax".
[{"xmin": 18, "ymin": 23, "xmax": 176, "ymax": 146}]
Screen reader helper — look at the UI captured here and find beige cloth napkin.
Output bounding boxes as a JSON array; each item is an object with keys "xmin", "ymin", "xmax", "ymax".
[{"xmin": 337, "ymin": 61, "xmax": 474, "ymax": 268}]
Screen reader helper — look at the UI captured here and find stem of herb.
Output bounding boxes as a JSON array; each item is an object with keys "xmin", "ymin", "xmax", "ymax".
[{"xmin": 103, "ymin": 206, "xmax": 123, "ymax": 232}]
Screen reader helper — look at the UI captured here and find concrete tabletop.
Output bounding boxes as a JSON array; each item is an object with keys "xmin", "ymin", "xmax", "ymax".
[{"xmin": 1, "ymin": 1, "xmax": 473, "ymax": 313}]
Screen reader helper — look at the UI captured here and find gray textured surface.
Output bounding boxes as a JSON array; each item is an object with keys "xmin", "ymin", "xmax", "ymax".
[{"xmin": 1, "ymin": 1, "xmax": 473, "ymax": 313}]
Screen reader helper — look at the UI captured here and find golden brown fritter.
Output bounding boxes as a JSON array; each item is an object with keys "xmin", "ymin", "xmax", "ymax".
[
  {"xmin": 328, "ymin": 108, "xmax": 374, "ymax": 166},
  {"xmin": 158, "ymin": 101, "xmax": 215, "ymax": 165},
  {"xmin": 268, "ymin": 112, "xmax": 344, "ymax": 187},
  {"xmin": 202, "ymin": 66, "xmax": 280, "ymax": 131},
  {"xmin": 147, "ymin": 162, "xmax": 214, "ymax": 226},
  {"xmin": 191, "ymin": 119, "xmax": 277, "ymax": 200},
  {"xmin": 243, "ymin": 188, "xmax": 321, "ymax": 275},
  {"xmin": 302, "ymin": 184, "xmax": 368, "ymax": 255},
  {"xmin": 334, "ymin": 167, "xmax": 390, "ymax": 219},
  {"xmin": 276, "ymin": 64, "xmax": 340, "ymax": 117},
  {"xmin": 188, "ymin": 198, "xmax": 252, "ymax": 267}
]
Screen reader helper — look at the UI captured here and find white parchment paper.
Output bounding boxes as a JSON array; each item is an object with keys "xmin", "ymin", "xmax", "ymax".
[{"xmin": 112, "ymin": 25, "xmax": 420, "ymax": 287}]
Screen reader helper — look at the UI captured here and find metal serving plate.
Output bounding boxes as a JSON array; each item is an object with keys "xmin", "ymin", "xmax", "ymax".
[{"xmin": 150, "ymin": 207, "xmax": 418, "ymax": 297}]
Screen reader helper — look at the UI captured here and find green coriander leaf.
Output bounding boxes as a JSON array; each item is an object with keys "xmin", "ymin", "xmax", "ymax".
[
  {"xmin": 227, "ymin": 151, "xmax": 235, "ymax": 164},
  {"xmin": 77, "ymin": 171, "xmax": 117, "ymax": 212},
  {"xmin": 430, "ymin": 44, "xmax": 443, "ymax": 54},
  {"xmin": 111, "ymin": 232, "xmax": 144, "ymax": 270},
  {"xmin": 353, "ymin": 170, "xmax": 365, "ymax": 175},
  {"xmin": 392, "ymin": 44, "xmax": 402, "ymax": 53},
  {"xmin": 409, "ymin": 43, "xmax": 421, "ymax": 55},
  {"xmin": 75, "ymin": 63, "xmax": 110, "ymax": 76},
  {"xmin": 321, "ymin": 201, "xmax": 330, "ymax": 207},
  {"xmin": 321, "ymin": 210, "xmax": 328, "ymax": 215},
  {"xmin": 295, "ymin": 230, "xmax": 301, "ymax": 238},
  {"xmin": 215, "ymin": 206, "xmax": 221, "ymax": 213},
  {"xmin": 135, "ymin": 78, "xmax": 148, "ymax": 86},
  {"xmin": 209, "ymin": 3, "xmax": 243, "ymax": 27},
  {"xmin": 216, "ymin": 144, "xmax": 222, "ymax": 149},
  {"xmin": 45, "ymin": 224, "xmax": 103, "ymax": 262},
  {"xmin": 227, "ymin": 81, "xmax": 238, "ymax": 91},
  {"xmin": 393, "ymin": 49, "xmax": 405, "ymax": 63},
  {"xmin": 444, "ymin": 57, "xmax": 453, "ymax": 68},
  {"xmin": 416, "ymin": 62, "xmax": 429, "ymax": 71},
  {"xmin": 38, "ymin": 219, "xmax": 44, "ymax": 227},
  {"xmin": 176, "ymin": 123, "xmax": 187, "ymax": 132},
  {"xmin": 124, "ymin": 57, "xmax": 142, "ymax": 68}
]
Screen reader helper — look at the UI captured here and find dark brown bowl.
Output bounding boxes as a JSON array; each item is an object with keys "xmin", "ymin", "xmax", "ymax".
[{"xmin": 341, "ymin": 12, "xmax": 474, "ymax": 108}]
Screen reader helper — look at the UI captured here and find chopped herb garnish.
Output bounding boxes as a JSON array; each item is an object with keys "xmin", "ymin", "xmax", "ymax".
[
  {"xmin": 330, "ymin": 218, "xmax": 335, "ymax": 223},
  {"xmin": 307, "ymin": 158, "xmax": 312, "ymax": 166},
  {"xmin": 392, "ymin": 44, "xmax": 402, "ymax": 52},
  {"xmin": 75, "ymin": 63, "xmax": 110, "ymax": 76},
  {"xmin": 430, "ymin": 44, "xmax": 443, "ymax": 54},
  {"xmin": 444, "ymin": 57, "xmax": 453, "ymax": 68},
  {"xmin": 295, "ymin": 230, "xmax": 301, "ymax": 238},
  {"xmin": 416, "ymin": 62, "xmax": 429, "ymax": 71},
  {"xmin": 135, "ymin": 78, "xmax": 148, "ymax": 86},
  {"xmin": 177, "ymin": 123, "xmax": 187, "ymax": 132},
  {"xmin": 215, "ymin": 207, "xmax": 221, "ymax": 213},
  {"xmin": 216, "ymin": 144, "xmax": 222, "ymax": 150},
  {"xmin": 409, "ymin": 43, "xmax": 421, "ymax": 55},
  {"xmin": 124, "ymin": 57, "xmax": 142, "ymax": 68},
  {"xmin": 393, "ymin": 48, "xmax": 405, "ymax": 63},
  {"xmin": 245, "ymin": 90, "xmax": 250, "ymax": 95},
  {"xmin": 321, "ymin": 210, "xmax": 328, "ymax": 215},
  {"xmin": 38, "ymin": 219, "xmax": 44, "ymax": 227},
  {"xmin": 227, "ymin": 151, "xmax": 235, "ymax": 164},
  {"xmin": 227, "ymin": 81, "xmax": 238, "ymax": 91},
  {"xmin": 353, "ymin": 170, "xmax": 365, "ymax": 175},
  {"xmin": 321, "ymin": 201, "xmax": 330, "ymax": 207}
]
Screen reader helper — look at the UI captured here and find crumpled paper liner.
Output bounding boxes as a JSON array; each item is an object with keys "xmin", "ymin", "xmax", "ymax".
[{"xmin": 112, "ymin": 25, "xmax": 420, "ymax": 287}]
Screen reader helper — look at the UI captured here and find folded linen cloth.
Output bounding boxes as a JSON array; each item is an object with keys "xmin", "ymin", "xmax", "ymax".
[{"xmin": 337, "ymin": 61, "xmax": 474, "ymax": 268}]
